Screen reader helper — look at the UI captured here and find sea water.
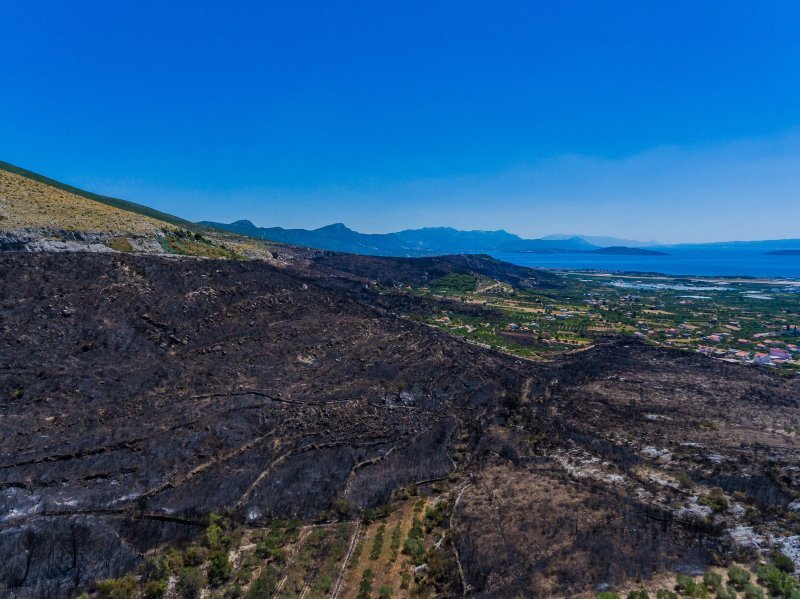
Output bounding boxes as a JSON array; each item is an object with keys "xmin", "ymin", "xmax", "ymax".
[{"xmin": 491, "ymin": 249, "xmax": 800, "ymax": 279}]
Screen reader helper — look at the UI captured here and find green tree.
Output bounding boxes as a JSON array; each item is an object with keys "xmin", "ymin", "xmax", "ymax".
[{"xmin": 208, "ymin": 549, "xmax": 232, "ymax": 585}]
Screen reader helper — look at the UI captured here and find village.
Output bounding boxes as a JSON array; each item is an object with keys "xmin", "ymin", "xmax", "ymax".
[{"xmin": 399, "ymin": 270, "xmax": 800, "ymax": 371}]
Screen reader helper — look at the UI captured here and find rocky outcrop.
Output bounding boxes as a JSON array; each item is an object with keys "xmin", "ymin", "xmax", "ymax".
[{"xmin": 0, "ymin": 228, "xmax": 169, "ymax": 254}]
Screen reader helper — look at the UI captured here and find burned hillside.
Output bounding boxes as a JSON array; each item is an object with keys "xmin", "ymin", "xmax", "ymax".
[{"xmin": 0, "ymin": 252, "xmax": 798, "ymax": 598}]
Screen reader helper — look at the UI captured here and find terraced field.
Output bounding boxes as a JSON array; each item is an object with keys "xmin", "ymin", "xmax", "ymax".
[
  {"xmin": 141, "ymin": 492, "xmax": 460, "ymax": 598},
  {"xmin": 339, "ymin": 498, "xmax": 432, "ymax": 599}
]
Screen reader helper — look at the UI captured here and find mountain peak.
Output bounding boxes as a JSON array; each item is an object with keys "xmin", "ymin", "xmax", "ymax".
[
  {"xmin": 316, "ymin": 222, "xmax": 352, "ymax": 232},
  {"xmin": 231, "ymin": 219, "xmax": 256, "ymax": 228}
]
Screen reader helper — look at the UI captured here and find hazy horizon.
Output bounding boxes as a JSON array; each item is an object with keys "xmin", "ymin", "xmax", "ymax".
[{"xmin": 2, "ymin": 1, "xmax": 799, "ymax": 243}]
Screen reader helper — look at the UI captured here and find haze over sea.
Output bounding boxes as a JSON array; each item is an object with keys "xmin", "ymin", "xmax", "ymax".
[{"xmin": 493, "ymin": 249, "xmax": 800, "ymax": 279}]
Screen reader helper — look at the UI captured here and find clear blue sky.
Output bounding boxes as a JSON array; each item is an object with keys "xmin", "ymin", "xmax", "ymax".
[{"xmin": 2, "ymin": 1, "xmax": 799, "ymax": 242}]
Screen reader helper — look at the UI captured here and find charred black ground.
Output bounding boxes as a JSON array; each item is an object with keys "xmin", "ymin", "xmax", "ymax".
[{"xmin": 1, "ymin": 252, "xmax": 799, "ymax": 598}]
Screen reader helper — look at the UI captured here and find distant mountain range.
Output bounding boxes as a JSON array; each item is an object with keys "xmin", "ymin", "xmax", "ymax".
[
  {"xmin": 201, "ymin": 220, "xmax": 670, "ymax": 257},
  {"xmin": 201, "ymin": 220, "xmax": 606, "ymax": 256},
  {"xmin": 539, "ymin": 233, "xmax": 660, "ymax": 248},
  {"xmin": 202, "ymin": 219, "xmax": 800, "ymax": 258}
]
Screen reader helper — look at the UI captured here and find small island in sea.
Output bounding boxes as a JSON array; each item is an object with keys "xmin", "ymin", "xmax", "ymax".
[{"xmin": 590, "ymin": 246, "xmax": 669, "ymax": 256}]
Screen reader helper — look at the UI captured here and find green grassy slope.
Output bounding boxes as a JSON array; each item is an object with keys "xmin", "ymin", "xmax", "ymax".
[{"xmin": 0, "ymin": 160, "xmax": 211, "ymax": 233}]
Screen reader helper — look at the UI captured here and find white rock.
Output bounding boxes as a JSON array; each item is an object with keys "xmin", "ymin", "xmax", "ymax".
[
  {"xmin": 641, "ymin": 446, "xmax": 672, "ymax": 462},
  {"xmin": 728, "ymin": 525, "xmax": 762, "ymax": 550},
  {"xmin": 645, "ymin": 414, "xmax": 672, "ymax": 421},
  {"xmin": 779, "ymin": 536, "xmax": 800, "ymax": 569}
]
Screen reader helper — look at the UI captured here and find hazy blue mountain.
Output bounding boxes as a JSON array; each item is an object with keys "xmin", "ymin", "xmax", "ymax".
[
  {"xmin": 659, "ymin": 238, "xmax": 800, "ymax": 252},
  {"xmin": 202, "ymin": 220, "xmax": 599, "ymax": 256},
  {"xmin": 202, "ymin": 219, "xmax": 800, "ymax": 259},
  {"xmin": 541, "ymin": 233, "xmax": 660, "ymax": 247},
  {"xmin": 217, "ymin": 221, "xmax": 404, "ymax": 254}
]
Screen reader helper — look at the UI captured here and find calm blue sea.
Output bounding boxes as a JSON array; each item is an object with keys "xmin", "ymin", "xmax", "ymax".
[{"xmin": 490, "ymin": 249, "xmax": 800, "ymax": 279}]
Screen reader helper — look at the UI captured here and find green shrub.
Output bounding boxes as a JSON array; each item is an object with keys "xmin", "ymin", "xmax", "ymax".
[
  {"xmin": 703, "ymin": 572, "xmax": 723, "ymax": 590},
  {"xmin": 313, "ymin": 574, "xmax": 334, "ymax": 595},
  {"xmin": 254, "ymin": 528, "xmax": 285, "ymax": 561},
  {"xmin": 286, "ymin": 517, "xmax": 301, "ymax": 534},
  {"xmin": 423, "ymin": 545, "xmax": 454, "ymax": 590},
  {"xmin": 205, "ymin": 513, "xmax": 224, "ymax": 549},
  {"xmin": 402, "ymin": 538, "xmax": 426, "ymax": 564},
  {"xmin": 334, "ymin": 498, "xmax": 353, "ymax": 519},
  {"xmin": 676, "ymin": 574, "xmax": 699, "ymax": 595},
  {"xmin": 389, "ymin": 523, "xmax": 403, "ymax": 561},
  {"xmin": 407, "ymin": 517, "xmax": 424, "ymax": 540},
  {"xmin": 714, "ymin": 586, "xmax": 736, "ymax": 599},
  {"xmin": 184, "ymin": 545, "xmax": 209, "ymax": 566},
  {"xmin": 657, "ymin": 590, "xmax": 678, "ymax": 599},
  {"xmin": 348, "ymin": 541, "xmax": 364, "ymax": 569},
  {"xmin": 208, "ymin": 549, "xmax": 232, "ymax": 585},
  {"xmin": 728, "ymin": 565, "xmax": 751, "ymax": 590},
  {"xmin": 177, "ymin": 567, "xmax": 206, "ymax": 599},
  {"xmin": 597, "ymin": 593, "xmax": 621, "ymax": 599},
  {"xmin": 773, "ymin": 552, "xmax": 796, "ymax": 573},
  {"xmin": 424, "ymin": 504, "xmax": 447, "ymax": 533},
  {"xmin": 164, "ymin": 548, "xmax": 184, "ymax": 573},
  {"xmin": 400, "ymin": 570, "xmax": 411, "ymax": 589},
  {"xmin": 255, "ymin": 542, "xmax": 285, "ymax": 563},
  {"xmin": 139, "ymin": 555, "xmax": 169, "ymax": 582},
  {"xmin": 756, "ymin": 563, "xmax": 800, "ymax": 597},
  {"xmin": 95, "ymin": 574, "xmax": 137, "ymax": 599},
  {"xmin": 357, "ymin": 568, "xmax": 375, "ymax": 599},
  {"xmin": 699, "ymin": 488, "xmax": 728, "ymax": 513},
  {"xmin": 378, "ymin": 585, "xmax": 394, "ymax": 599},
  {"xmin": 743, "ymin": 582, "xmax": 764, "ymax": 599},
  {"xmin": 370, "ymin": 523, "xmax": 386, "ymax": 560},
  {"xmin": 143, "ymin": 579, "xmax": 167, "ymax": 599},
  {"xmin": 225, "ymin": 583, "xmax": 243, "ymax": 598},
  {"xmin": 244, "ymin": 564, "xmax": 280, "ymax": 599},
  {"xmin": 628, "ymin": 591, "xmax": 649, "ymax": 599},
  {"xmin": 677, "ymin": 472, "xmax": 694, "ymax": 489},
  {"xmin": 108, "ymin": 237, "xmax": 134, "ymax": 253}
]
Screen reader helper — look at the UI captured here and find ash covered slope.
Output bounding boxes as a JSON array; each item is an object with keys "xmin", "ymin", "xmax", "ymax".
[
  {"xmin": 1, "ymin": 253, "xmax": 799, "ymax": 597},
  {"xmin": 454, "ymin": 343, "xmax": 800, "ymax": 596},
  {"xmin": 310, "ymin": 250, "xmax": 561, "ymax": 289},
  {"xmin": 0, "ymin": 252, "xmax": 528, "ymax": 597}
]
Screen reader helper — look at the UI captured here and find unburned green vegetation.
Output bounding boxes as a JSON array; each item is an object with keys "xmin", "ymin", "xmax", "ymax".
[
  {"xmin": 595, "ymin": 555, "xmax": 799, "ymax": 599},
  {"xmin": 429, "ymin": 272, "xmax": 477, "ymax": 294}
]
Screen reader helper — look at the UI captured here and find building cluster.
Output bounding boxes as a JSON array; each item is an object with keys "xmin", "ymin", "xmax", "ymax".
[
  {"xmin": 643, "ymin": 318, "xmax": 800, "ymax": 368},
  {"xmin": 697, "ymin": 343, "xmax": 797, "ymax": 366}
]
